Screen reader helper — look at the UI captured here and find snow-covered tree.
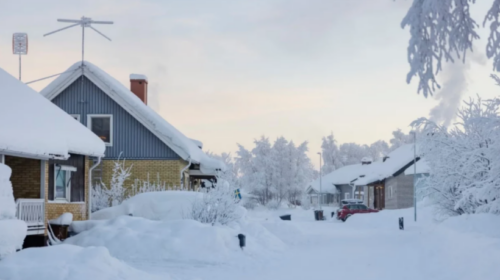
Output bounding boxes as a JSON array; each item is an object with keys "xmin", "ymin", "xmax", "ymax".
[
  {"xmin": 401, "ymin": 0, "xmax": 500, "ymax": 96},
  {"xmin": 413, "ymin": 96, "xmax": 500, "ymax": 216},
  {"xmin": 338, "ymin": 143, "xmax": 369, "ymax": 166},
  {"xmin": 235, "ymin": 136, "xmax": 314, "ymax": 206},
  {"xmin": 320, "ymin": 133, "xmax": 341, "ymax": 174},
  {"xmin": 389, "ymin": 129, "xmax": 414, "ymax": 151}
]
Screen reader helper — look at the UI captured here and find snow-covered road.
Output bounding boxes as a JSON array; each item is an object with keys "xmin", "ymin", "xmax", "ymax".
[{"xmin": 136, "ymin": 207, "xmax": 500, "ymax": 280}]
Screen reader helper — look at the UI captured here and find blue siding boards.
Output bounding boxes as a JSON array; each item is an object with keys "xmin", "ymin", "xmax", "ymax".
[{"xmin": 52, "ymin": 76, "xmax": 180, "ymax": 160}]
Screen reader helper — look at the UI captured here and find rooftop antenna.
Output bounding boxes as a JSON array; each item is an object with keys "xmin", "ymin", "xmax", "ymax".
[{"xmin": 44, "ymin": 16, "xmax": 113, "ymax": 66}]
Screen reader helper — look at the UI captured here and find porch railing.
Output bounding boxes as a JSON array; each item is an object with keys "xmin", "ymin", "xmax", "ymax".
[{"xmin": 16, "ymin": 199, "xmax": 45, "ymax": 235}]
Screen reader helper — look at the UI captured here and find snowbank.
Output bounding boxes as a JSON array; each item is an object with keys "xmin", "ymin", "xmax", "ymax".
[
  {"xmin": 0, "ymin": 220, "xmax": 27, "ymax": 259},
  {"xmin": 91, "ymin": 191, "xmax": 203, "ymax": 221},
  {"xmin": 0, "ymin": 163, "xmax": 27, "ymax": 259},
  {"xmin": 0, "ymin": 67, "xmax": 105, "ymax": 159},
  {"xmin": 440, "ymin": 213, "xmax": 500, "ymax": 239},
  {"xmin": 64, "ymin": 216, "xmax": 285, "ymax": 264},
  {"xmin": 0, "ymin": 244, "xmax": 163, "ymax": 280}
]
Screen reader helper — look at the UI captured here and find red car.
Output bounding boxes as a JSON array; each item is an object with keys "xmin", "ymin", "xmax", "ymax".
[{"xmin": 336, "ymin": 204, "xmax": 379, "ymax": 221}]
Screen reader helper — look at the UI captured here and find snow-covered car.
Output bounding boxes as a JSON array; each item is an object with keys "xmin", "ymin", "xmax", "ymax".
[{"xmin": 336, "ymin": 204, "xmax": 379, "ymax": 222}]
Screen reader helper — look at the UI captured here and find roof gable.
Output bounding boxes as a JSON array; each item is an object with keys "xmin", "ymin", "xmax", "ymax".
[{"xmin": 40, "ymin": 61, "xmax": 224, "ymax": 172}]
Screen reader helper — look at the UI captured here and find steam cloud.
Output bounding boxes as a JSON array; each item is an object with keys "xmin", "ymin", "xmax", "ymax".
[{"xmin": 429, "ymin": 51, "xmax": 487, "ymax": 127}]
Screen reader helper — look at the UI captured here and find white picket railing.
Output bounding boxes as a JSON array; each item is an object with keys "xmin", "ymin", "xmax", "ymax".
[{"xmin": 16, "ymin": 199, "xmax": 45, "ymax": 235}]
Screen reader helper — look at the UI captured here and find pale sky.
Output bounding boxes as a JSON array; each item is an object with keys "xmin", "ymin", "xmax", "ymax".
[{"xmin": 1, "ymin": 0, "xmax": 499, "ymax": 167}]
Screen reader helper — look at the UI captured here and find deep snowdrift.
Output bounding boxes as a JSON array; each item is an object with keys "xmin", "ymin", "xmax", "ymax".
[
  {"xmin": 65, "ymin": 216, "xmax": 286, "ymax": 264},
  {"xmin": 0, "ymin": 245, "xmax": 163, "ymax": 280},
  {"xmin": 91, "ymin": 191, "xmax": 203, "ymax": 221}
]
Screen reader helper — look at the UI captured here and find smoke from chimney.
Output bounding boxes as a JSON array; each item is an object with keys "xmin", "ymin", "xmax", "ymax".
[{"xmin": 429, "ymin": 50, "xmax": 487, "ymax": 127}]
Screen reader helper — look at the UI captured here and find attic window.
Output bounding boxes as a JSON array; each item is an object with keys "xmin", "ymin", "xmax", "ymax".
[{"xmin": 88, "ymin": 115, "xmax": 113, "ymax": 146}]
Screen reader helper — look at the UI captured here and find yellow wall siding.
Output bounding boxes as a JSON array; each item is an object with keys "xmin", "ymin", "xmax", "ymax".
[
  {"xmin": 5, "ymin": 156, "xmax": 41, "ymax": 199},
  {"xmin": 99, "ymin": 159, "xmax": 188, "ymax": 190}
]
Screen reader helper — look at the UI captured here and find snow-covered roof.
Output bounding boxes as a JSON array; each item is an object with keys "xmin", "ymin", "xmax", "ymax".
[
  {"xmin": 355, "ymin": 144, "xmax": 421, "ymax": 186},
  {"xmin": 189, "ymin": 138, "xmax": 203, "ymax": 149},
  {"xmin": 404, "ymin": 158, "xmax": 430, "ymax": 175},
  {"xmin": 309, "ymin": 164, "xmax": 371, "ymax": 194},
  {"xmin": 129, "ymin": 74, "xmax": 148, "ymax": 81},
  {"xmin": 40, "ymin": 61, "xmax": 224, "ymax": 173},
  {"xmin": 0, "ymin": 67, "xmax": 105, "ymax": 160}
]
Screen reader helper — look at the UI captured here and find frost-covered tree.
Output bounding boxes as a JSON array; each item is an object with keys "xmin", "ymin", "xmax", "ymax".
[
  {"xmin": 338, "ymin": 143, "xmax": 369, "ymax": 166},
  {"xmin": 401, "ymin": 0, "xmax": 500, "ymax": 96},
  {"xmin": 389, "ymin": 129, "xmax": 414, "ymax": 151},
  {"xmin": 413, "ymin": 96, "xmax": 500, "ymax": 216},
  {"xmin": 320, "ymin": 133, "xmax": 341, "ymax": 174},
  {"xmin": 235, "ymin": 136, "xmax": 314, "ymax": 206}
]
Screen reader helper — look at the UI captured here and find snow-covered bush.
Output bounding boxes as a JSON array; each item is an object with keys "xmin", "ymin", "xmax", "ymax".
[
  {"xmin": 413, "ymin": 97, "xmax": 500, "ymax": 216},
  {"xmin": 191, "ymin": 180, "xmax": 239, "ymax": 226},
  {"xmin": 266, "ymin": 200, "xmax": 281, "ymax": 210},
  {"xmin": 0, "ymin": 163, "xmax": 27, "ymax": 259}
]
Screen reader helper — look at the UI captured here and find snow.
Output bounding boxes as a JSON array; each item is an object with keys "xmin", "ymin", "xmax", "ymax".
[
  {"xmin": 129, "ymin": 74, "xmax": 148, "ymax": 81},
  {"xmin": 308, "ymin": 163, "xmax": 369, "ymax": 193},
  {"xmin": 189, "ymin": 138, "xmax": 203, "ymax": 149},
  {"xmin": 0, "ymin": 245, "xmax": 163, "ymax": 280},
  {"xmin": 0, "ymin": 163, "xmax": 27, "ymax": 259},
  {"xmin": 64, "ymin": 216, "xmax": 285, "ymax": 265},
  {"xmin": 355, "ymin": 144, "xmax": 420, "ymax": 186},
  {"xmin": 91, "ymin": 191, "xmax": 203, "ymax": 221},
  {"xmin": 0, "ymin": 67, "xmax": 105, "ymax": 159},
  {"xmin": 40, "ymin": 61, "xmax": 224, "ymax": 173},
  {"xmin": 404, "ymin": 157, "xmax": 430, "ymax": 175},
  {"xmin": 49, "ymin": 213, "xmax": 73, "ymax": 226},
  {"xmin": 0, "ymin": 164, "xmax": 15, "ymax": 219},
  {"xmin": 2, "ymin": 200, "xmax": 500, "ymax": 279}
]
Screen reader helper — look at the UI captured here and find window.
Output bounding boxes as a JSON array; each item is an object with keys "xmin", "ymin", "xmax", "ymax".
[
  {"xmin": 358, "ymin": 205, "xmax": 368, "ymax": 210},
  {"xmin": 345, "ymin": 193, "xmax": 350, "ymax": 199},
  {"xmin": 70, "ymin": 114, "xmax": 81, "ymax": 122},
  {"xmin": 87, "ymin": 115, "xmax": 113, "ymax": 146},
  {"xmin": 0, "ymin": 154, "xmax": 4, "ymax": 164},
  {"xmin": 53, "ymin": 165, "xmax": 76, "ymax": 201}
]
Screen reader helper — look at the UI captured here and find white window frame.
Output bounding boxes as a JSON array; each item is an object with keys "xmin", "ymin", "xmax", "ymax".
[
  {"xmin": 345, "ymin": 193, "xmax": 350, "ymax": 200},
  {"xmin": 70, "ymin": 114, "xmax": 81, "ymax": 122},
  {"xmin": 87, "ymin": 114, "xmax": 113, "ymax": 146},
  {"xmin": 53, "ymin": 164, "xmax": 76, "ymax": 202},
  {"xmin": 0, "ymin": 154, "xmax": 4, "ymax": 164}
]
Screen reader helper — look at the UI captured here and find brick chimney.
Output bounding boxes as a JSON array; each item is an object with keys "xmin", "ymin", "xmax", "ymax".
[{"xmin": 130, "ymin": 74, "xmax": 148, "ymax": 105}]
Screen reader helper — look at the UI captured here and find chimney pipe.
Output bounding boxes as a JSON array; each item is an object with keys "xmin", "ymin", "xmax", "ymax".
[{"xmin": 130, "ymin": 74, "xmax": 148, "ymax": 105}]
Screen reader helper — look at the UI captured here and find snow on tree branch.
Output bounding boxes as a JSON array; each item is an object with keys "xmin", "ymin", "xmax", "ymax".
[{"xmin": 402, "ymin": 0, "xmax": 481, "ymax": 97}]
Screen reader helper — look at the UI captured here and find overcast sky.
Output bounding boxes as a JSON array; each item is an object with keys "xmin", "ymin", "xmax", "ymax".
[{"xmin": 1, "ymin": 0, "xmax": 499, "ymax": 167}]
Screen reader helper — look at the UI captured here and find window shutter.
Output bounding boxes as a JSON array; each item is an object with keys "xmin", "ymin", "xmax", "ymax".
[{"xmin": 48, "ymin": 163, "xmax": 54, "ymax": 200}]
